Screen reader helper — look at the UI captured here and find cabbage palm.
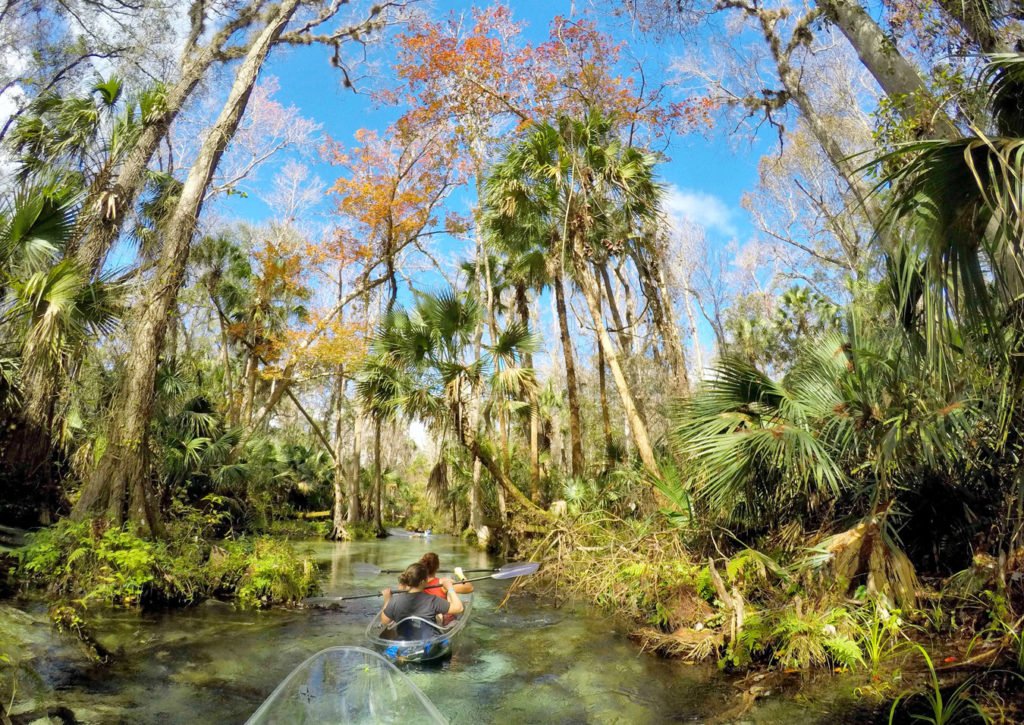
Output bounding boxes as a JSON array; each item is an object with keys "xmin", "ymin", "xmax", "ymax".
[
  {"xmin": 671, "ymin": 318, "xmax": 976, "ymax": 604},
  {"xmin": 484, "ymin": 111, "xmax": 663, "ymax": 477},
  {"xmin": 0, "ymin": 182, "xmax": 120, "ymax": 518},
  {"xmin": 484, "ymin": 159, "xmax": 586, "ymax": 478},
  {"xmin": 362, "ymin": 289, "xmax": 545, "ymax": 519},
  {"xmin": 878, "ymin": 54, "xmax": 1024, "ymax": 366}
]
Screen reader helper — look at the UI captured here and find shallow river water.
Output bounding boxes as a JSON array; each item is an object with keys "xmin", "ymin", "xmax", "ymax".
[{"xmin": 16, "ymin": 535, "xmax": 860, "ymax": 724}]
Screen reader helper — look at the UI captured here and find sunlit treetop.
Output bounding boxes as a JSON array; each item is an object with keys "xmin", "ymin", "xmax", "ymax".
[{"xmin": 385, "ymin": 4, "xmax": 716, "ymax": 164}]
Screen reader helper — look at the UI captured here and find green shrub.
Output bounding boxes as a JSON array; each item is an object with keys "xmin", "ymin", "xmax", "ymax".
[
  {"xmin": 18, "ymin": 520, "xmax": 182, "ymax": 607},
  {"xmin": 230, "ymin": 537, "xmax": 319, "ymax": 608},
  {"xmin": 17, "ymin": 520, "xmax": 319, "ymax": 609}
]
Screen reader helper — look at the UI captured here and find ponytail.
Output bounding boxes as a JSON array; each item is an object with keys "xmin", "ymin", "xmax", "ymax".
[
  {"xmin": 420, "ymin": 552, "xmax": 440, "ymax": 577},
  {"xmin": 398, "ymin": 562, "xmax": 428, "ymax": 589}
]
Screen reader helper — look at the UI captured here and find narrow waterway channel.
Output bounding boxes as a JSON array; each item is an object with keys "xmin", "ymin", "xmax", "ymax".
[{"xmin": 12, "ymin": 535, "xmax": 864, "ymax": 723}]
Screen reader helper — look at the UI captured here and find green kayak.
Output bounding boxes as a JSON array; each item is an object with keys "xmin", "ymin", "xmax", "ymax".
[{"xmin": 245, "ymin": 646, "xmax": 446, "ymax": 724}]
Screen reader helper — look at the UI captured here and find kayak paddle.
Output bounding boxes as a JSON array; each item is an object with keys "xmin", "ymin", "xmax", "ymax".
[
  {"xmin": 303, "ymin": 561, "xmax": 540, "ymax": 605},
  {"xmin": 353, "ymin": 561, "xmax": 529, "ymax": 577}
]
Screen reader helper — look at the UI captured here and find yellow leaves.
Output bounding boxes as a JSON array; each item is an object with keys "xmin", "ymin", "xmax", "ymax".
[{"xmin": 305, "ymin": 319, "xmax": 368, "ymax": 367}]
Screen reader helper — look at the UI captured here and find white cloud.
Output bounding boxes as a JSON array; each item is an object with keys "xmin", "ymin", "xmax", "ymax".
[{"xmin": 663, "ymin": 185, "xmax": 738, "ymax": 238}]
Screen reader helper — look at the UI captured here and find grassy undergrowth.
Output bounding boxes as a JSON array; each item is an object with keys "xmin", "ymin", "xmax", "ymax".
[
  {"xmin": 16, "ymin": 519, "xmax": 319, "ymax": 609},
  {"xmin": 527, "ymin": 513, "xmax": 1024, "ymax": 722}
]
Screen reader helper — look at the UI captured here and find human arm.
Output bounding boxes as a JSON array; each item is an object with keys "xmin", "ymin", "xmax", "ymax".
[
  {"xmin": 439, "ymin": 577, "xmax": 463, "ymax": 615},
  {"xmin": 380, "ymin": 587, "xmax": 394, "ymax": 625},
  {"xmin": 453, "ymin": 567, "xmax": 474, "ymax": 594}
]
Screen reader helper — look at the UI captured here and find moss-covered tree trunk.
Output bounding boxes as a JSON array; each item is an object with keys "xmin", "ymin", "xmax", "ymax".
[{"xmin": 72, "ymin": 0, "xmax": 301, "ymax": 532}]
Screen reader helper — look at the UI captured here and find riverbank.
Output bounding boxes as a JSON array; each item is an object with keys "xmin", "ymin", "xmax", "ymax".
[{"xmin": 523, "ymin": 512, "xmax": 1024, "ymax": 723}]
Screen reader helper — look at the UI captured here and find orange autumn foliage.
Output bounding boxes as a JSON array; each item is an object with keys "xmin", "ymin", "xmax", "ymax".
[
  {"xmin": 389, "ymin": 5, "xmax": 717, "ymax": 154},
  {"xmin": 325, "ymin": 125, "xmax": 462, "ymax": 290}
]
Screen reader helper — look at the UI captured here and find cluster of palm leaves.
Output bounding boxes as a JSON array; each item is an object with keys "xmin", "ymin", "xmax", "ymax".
[
  {"xmin": 670, "ymin": 54, "xmax": 1024, "ymax": 604},
  {"xmin": 358, "ymin": 289, "xmax": 537, "ymax": 447}
]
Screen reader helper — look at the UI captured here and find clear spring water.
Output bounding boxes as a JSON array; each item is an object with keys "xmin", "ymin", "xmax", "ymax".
[{"xmin": 11, "ymin": 535, "xmax": 857, "ymax": 724}]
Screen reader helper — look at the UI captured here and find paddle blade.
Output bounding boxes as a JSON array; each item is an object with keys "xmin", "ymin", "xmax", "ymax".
[
  {"xmin": 353, "ymin": 563, "xmax": 383, "ymax": 577},
  {"xmin": 491, "ymin": 562, "xmax": 540, "ymax": 579}
]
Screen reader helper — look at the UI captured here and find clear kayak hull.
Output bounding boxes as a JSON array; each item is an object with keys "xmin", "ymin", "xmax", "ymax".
[
  {"xmin": 366, "ymin": 593, "xmax": 473, "ymax": 663},
  {"xmin": 245, "ymin": 646, "xmax": 446, "ymax": 725}
]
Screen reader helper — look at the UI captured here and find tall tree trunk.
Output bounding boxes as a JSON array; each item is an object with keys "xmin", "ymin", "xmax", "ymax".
[
  {"xmin": 72, "ymin": 0, "xmax": 301, "ymax": 531},
  {"xmin": 633, "ymin": 245, "xmax": 690, "ymax": 392},
  {"xmin": 481, "ymin": 253, "xmax": 511, "ymax": 470},
  {"xmin": 816, "ymin": 0, "xmax": 958, "ymax": 139},
  {"xmin": 468, "ymin": 238, "xmax": 487, "ymax": 534},
  {"xmin": 65, "ymin": 5, "xmax": 268, "ymax": 276},
  {"xmin": 720, "ymin": 0, "xmax": 887, "ymax": 235},
  {"xmin": 514, "ymin": 283, "xmax": 541, "ymax": 500},
  {"xmin": 347, "ymin": 414, "xmax": 363, "ymax": 523},
  {"xmin": 239, "ymin": 352, "xmax": 258, "ymax": 426},
  {"xmin": 552, "ymin": 260, "xmax": 585, "ymax": 477},
  {"xmin": 330, "ymin": 441, "xmax": 348, "ymax": 539},
  {"xmin": 329, "ymin": 378, "xmax": 348, "ymax": 539},
  {"xmin": 598, "ymin": 342, "xmax": 613, "ymax": 460},
  {"xmin": 373, "ymin": 417, "xmax": 384, "ymax": 535},
  {"xmin": 573, "ymin": 250, "xmax": 659, "ymax": 478},
  {"xmin": 215, "ymin": 299, "xmax": 234, "ymax": 414},
  {"xmin": 681, "ymin": 285, "xmax": 705, "ymax": 376},
  {"xmin": 600, "ymin": 265, "xmax": 634, "ymax": 353}
]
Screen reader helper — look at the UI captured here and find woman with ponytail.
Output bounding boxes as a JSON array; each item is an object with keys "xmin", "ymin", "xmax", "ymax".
[
  {"xmin": 420, "ymin": 552, "xmax": 474, "ymax": 599},
  {"xmin": 380, "ymin": 562, "xmax": 463, "ymax": 636}
]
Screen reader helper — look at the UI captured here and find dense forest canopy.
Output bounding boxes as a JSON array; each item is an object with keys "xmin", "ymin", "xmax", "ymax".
[{"xmin": 3, "ymin": 0, "xmax": 1024, "ymax": 715}]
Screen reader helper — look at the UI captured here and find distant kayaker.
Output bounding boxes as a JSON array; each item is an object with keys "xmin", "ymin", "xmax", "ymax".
[
  {"xmin": 380, "ymin": 562, "xmax": 463, "ymax": 637},
  {"xmin": 420, "ymin": 552, "xmax": 474, "ymax": 599}
]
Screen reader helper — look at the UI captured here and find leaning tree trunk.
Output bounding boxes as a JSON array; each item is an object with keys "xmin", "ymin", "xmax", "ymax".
[
  {"xmin": 466, "ymin": 436, "xmax": 552, "ymax": 523},
  {"xmin": 10, "ymin": 41, "xmax": 217, "ymax": 496},
  {"xmin": 573, "ymin": 248, "xmax": 660, "ymax": 478},
  {"xmin": 632, "ymin": 244, "xmax": 690, "ymax": 393},
  {"xmin": 72, "ymin": 0, "xmax": 301, "ymax": 531},
  {"xmin": 552, "ymin": 259, "xmax": 585, "ymax": 477},
  {"xmin": 817, "ymin": 0, "xmax": 958, "ymax": 140},
  {"xmin": 739, "ymin": 1, "xmax": 887, "ymax": 234},
  {"xmin": 69, "ymin": 59, "xmax": 207, "ymax": 276}
]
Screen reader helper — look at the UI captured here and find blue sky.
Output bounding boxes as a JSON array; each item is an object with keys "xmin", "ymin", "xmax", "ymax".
[{"xmin": 215, "ymin": 1, "xmax": 775, "ymax": 364}]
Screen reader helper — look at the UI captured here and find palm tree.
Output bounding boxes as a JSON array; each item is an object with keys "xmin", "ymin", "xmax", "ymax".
[
  {"xmin": 362, "ymin": 289, "xmax": 547, "ymax": 526},
  {"xmin": 356, "ymin": 352, "xmax": 409, "ymax": 537},
  {"xmin": 878, "ymin": 54, "xmax": 1024, "ymax": 362},
  {"xmin": 0, "ymin": 181, "xmax": 120, "ymax": 520},
  {"xmin": 484, "ymin": 143, "xmax": 587, "ymax": 480},
  {"xmin": 671, "ymin": 317, "xmax": 976, "ymax": 605},
  {"xmin": 484, "ymin": 111, "xmax": 664, "ymax": 478}
]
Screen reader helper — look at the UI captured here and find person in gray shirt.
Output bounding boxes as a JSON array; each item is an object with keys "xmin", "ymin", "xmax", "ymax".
[{"xmin": 380, "ymin": 562, "xmax": 464, "ymax": 638}]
